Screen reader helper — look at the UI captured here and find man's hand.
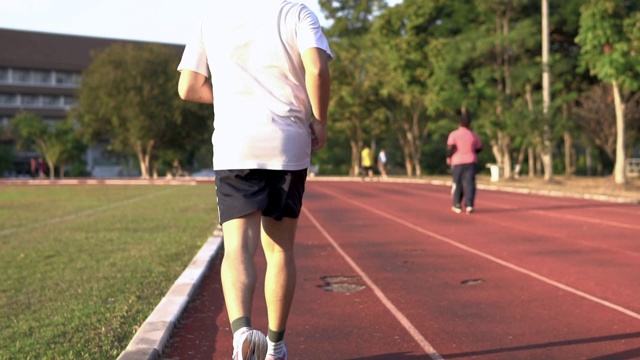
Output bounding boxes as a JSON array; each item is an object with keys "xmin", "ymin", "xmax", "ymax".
[{"xmin": 310, "ymin": 120, "xmax": 327, "ymax": 151}]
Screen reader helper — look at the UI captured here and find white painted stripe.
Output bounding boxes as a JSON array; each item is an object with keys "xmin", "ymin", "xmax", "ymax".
[
  {"xmin": 0, "ymin": 188, "xmax": 176, "ymax": 238},
  {"xmin": 321, "ymin": 188, "xmax": 640, "ymax": 322},
  {"xmin": 302, "ymin": 207, "xmax": 444, "ymax": 360},
  {"xmin": 530, "ymin": 209, "xmax": 640, "ymax": 231},
  {"xmin": 487, "ymin": 201, "xmax": 640, "ymax": 232}
]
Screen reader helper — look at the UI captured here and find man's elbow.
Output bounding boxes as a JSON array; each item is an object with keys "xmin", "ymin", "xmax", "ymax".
[
  {"xmin": 177, "ymin": 81, "xmax": 193, "ymax": 101},
  {"xmin": 303, "ymin": 49, "xmax": 330, "ymax": 76}
]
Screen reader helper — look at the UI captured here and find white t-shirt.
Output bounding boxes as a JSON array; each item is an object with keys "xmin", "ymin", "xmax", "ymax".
[{"xmin": 177, "ymin": 0, "xmax": 333, "ymax": 171}]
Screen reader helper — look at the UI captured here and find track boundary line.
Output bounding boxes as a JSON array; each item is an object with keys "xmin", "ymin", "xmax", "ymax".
[
  {"xmin": 302, "ymin": 207, "xmax": 444, "ymax": 360},
  {"xmin": 0, "ymin": 188, "xmax": 177, "ymax": 239},
  {"xmin": 317, "ymin": 188, "xmax": 640, "ymax": 322}
]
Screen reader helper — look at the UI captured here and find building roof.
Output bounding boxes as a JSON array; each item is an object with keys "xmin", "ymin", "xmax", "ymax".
[{"xmin": 0, "ymin": 28, "xmax": 183, "ymax": 71}]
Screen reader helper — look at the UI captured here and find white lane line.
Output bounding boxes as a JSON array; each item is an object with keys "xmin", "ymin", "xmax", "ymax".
[
  {"xmin": 302, "ymin": 207, "xmax": 444, "ymax": 360},
  {"xmin": 529, "ymin": 210, "xmax": 640, "ymax": 231},
  {"xmin": 385, "ymin": 181, "xmax": 640, "ymax": 231},
  {"xmin": 0, "ymin": 189, "xmax": 176, "ymax": 238},
  {"xmin": 488, "ymin": 201, "xmax": 640, "ymax": 231},
  {"xmin": 319, "ymin": 188, "xmax": 640, "ymax": 322}
]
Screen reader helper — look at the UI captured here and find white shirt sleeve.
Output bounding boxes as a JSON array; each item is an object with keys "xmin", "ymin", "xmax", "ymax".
[
  {"xmin": 177, "ymin": 22, "xmax": 210, "ymax": 77},
  {"xmin": 296, "ymin": 5, "xmax": 333, "ymax": 60}
]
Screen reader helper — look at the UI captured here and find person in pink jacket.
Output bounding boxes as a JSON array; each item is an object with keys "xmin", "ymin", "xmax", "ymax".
[{"xmin": 446, "ymin": 114, "xmax": 483, "ymax": 214}]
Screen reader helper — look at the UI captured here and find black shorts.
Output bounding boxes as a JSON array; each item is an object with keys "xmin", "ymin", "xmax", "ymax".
[{"xmin": 215, "ymin": 169, "xmax": 308, "ymax": 224}]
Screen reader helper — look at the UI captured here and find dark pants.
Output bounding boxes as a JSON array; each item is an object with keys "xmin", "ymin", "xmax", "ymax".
[{"xmin": 452, "ymin": 163, "xmax": 477, "ymax": 207}]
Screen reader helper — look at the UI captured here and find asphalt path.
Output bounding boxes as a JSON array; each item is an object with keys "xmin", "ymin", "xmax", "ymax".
[{"xmin": 162, "ymin": 180, "xmax": 640, "ymax": 360}]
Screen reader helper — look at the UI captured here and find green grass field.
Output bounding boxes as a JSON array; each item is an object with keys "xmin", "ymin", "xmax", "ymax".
[{"xmin": 0, "ymin": 184, "xmax": 218, "ymax": 359}]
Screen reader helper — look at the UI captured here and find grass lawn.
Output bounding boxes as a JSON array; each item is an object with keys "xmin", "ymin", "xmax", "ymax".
[{"xmin": 0, "ymin": 184, "xmax": 218, "ymax": 360}]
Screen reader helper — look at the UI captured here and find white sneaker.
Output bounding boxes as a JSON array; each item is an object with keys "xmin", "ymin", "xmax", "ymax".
[
  {"xmin": 465, "ymin": 206, "xmax": 474, "ymax": 214},
  {"xmin": 266, "ymin": 342, "xmax": 287, "ymax": 360},
  {"xmin": 233, "ymin": 328, "xmax": 267, "ymax": 360}
]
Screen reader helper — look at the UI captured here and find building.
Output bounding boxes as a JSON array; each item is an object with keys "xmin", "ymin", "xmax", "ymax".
[{"xmin": 0, "ymin": 28, "xmax": 183, "ymax": 176}]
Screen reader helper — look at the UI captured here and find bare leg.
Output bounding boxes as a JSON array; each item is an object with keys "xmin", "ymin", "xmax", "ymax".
[
  {"xmin": 221, "ymin": 212, "xmax": 262, "ymax": 324},
  {"xmin": 261, "ymin": 216, "xmax": 298, "ymax": 332}
]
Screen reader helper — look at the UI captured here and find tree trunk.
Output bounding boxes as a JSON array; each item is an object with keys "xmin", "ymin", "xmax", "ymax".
[
  {"xmin": 585, "ymin": 143, "xmax": 592, "ymax": 176},
  {"xmin": 611, "ymin": 80, "xmax": 626, "ymax": 184},
  {"xmin": 528, "ymin": 147, "xmax": 535, "ymax": 177},
  {"xmin": 134, "ymin": 139, "xmax": 154, "ymax": 179},
  {"xmin": 397, "ymin": 131, "xmax": 413, "ymax": 177},
  {"xmin": 564, "ymin": 131, "xmax": 573, "ymax": 176},
  {"xmin": 514, "ymin": 145, "xmax": 526, "ymax": 178},
  {"xmin": 350, "ymin": 139, "xmax": 359, "ymax": 176},
  {"xmin": 500, "ymin": 132, "xmax": 512, "ymax": 180},
  {"xmin": 541, "ymin": 0, "xmax": 553, "ymax": 182}
]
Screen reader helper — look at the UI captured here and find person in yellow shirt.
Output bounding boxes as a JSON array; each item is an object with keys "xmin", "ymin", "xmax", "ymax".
[{"xmin": 361, "ymin": 145, "xmax": 373, "ymax": 179}]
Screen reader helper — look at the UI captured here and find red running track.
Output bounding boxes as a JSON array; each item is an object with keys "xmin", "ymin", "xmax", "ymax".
[{"xmin": 162, "ymin": 180, "xmax": 640, "ymax": 360}]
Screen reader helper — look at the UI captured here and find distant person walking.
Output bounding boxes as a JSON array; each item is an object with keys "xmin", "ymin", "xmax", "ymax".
[
  {"xmin": 30, "ymin": 157, "xmax": 37, "ymax": 178},
  {"xmin": 361, "ymin": 145, "xmax": 373, "ymax": 179},
  {"xmin": 446, "ymin": 114, "xmax": 483, "ymax": 214},
  {"xmin": 37, "ymin": 157, "xmax": 47, "ymax": 179},
  {"xmin": 377, "ymin": 148, "xmax": 388, "ymax": 179},
  {"xmin": 177, "ymin": 1, "xmax": 332, "ymax": 360}
]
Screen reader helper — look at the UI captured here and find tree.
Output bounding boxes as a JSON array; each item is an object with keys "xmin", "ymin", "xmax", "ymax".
[
  {"xmin": 370, "ymin": 0, "xmax": 462, "ymax": 176},
  {"xmin": 10, "ymin": 112, "xmax": 76, "ymax": 179},
  {"xmin": 53, "ymin": 120, "xmax": 87, "ymax": 178},
  {"xmin": 74, "ymin": 43, "xmax": 209, "ymax": 178},
  {"xmin": 576, "ymin": 0, "xmax": 640, "ymax": 184},
  {"xmin": 541, "ymin": 0, "xmax": 553, "ymax": 180},
  {"xmin": 0, "ymin": 126, "xmax": 14, "ymax": 176},
  {"xmin": 573, "ymin": 83, "xmax": 640, "ymax": 164},
  {"xmin": 320, "ymin": 0, "xmax": 388, "ymax": 176}
]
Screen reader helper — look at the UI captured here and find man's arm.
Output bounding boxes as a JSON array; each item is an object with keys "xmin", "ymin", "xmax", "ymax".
[
  {"xmin": 475, "ymin": 133, "xmax": 483, "ymax": 153},
  {"xmin": 178, "ymin": 70, "xmax": 213, "ymax": 104},
  {"xmin": 302, "ymin": 47, "xmax": 331, "ymax": 151},
  {"xmin": 446, "ymin": 144, "xmax": 457, "ymax": 158}
]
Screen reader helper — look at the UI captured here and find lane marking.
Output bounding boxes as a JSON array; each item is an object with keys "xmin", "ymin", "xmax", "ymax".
[
  {"xmin": 485, "ymin": 201, "xmax": 640, "ymax": 231},
  {"xmin": 364, "ymin": 181, "xmax": 639, "ymax": 231},
  {"xmin": 0, "ymin": 188, "xmax": 177, "ymax": 239},
  {"xmin": 340, "ymin": 183, "xmax": 640, "ymax": 255},
  {"xmin": 302, "ymin": 207, "xmax": 444, "ymax": 360},
  {"xmin": 529, "ymin": 210, "xmax": 640, "ymax": 231},
  {"xmin": 317, "ymin": 188, "xmax": 640, "ymax": 322}
]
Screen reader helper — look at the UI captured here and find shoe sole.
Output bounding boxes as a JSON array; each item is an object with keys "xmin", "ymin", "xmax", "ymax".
[{"xmin": 240, "ymin": 330, "xmax": 267, "ymax": 360}]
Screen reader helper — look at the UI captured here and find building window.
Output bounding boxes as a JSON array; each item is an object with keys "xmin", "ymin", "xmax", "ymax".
[
  {"xmin": 55, "ymin": 71, "xmax": 81, "ymax": 86},
  {"xmin": 32, "ymin": 70, "xmax": 52, "ymax": 84},
  {"xmin": 21, "ymin": 94, "xmax": 40, "ymax": 106},
  {"xmin": 43, "ymin": 95, "xmax": 62, "ymax": 107},
  {"xmin": 13, "ymin": 69, "xmax": 30, "ymax": 83},
  {"xmin": 0, "ymin": 93, "xmax": 18, "ymax": 105},
  {"xmin": 0, "ymin": 68, "xmax": 8, "ymax": 82},
  {"xmin": 63, "ymin": 96, "xmax": 77, "ymax": 107}
]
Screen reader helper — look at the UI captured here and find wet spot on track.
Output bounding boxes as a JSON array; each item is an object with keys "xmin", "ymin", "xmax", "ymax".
[{"xmin": 318, "ymin": 276, "xmax": 366, "ymax": 293}]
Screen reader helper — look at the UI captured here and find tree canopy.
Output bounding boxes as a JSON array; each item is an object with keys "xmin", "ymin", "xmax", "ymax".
[
  {"xmin": 313, "ymin": 0, "xmax": 640, "ymax": 180},
  {"xmin": 73, "ymin": 43, "xmax": 211, "ymax": 178}
]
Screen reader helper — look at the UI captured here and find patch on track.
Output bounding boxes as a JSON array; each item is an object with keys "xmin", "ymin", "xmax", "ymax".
[{"xmin": 318, "ymin": 275, "xmax": 366, "ymax": 293}]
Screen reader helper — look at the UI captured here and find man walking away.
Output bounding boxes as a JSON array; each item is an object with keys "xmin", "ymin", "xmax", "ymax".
[
  {"xmin": 177, "ymin": 1, "xmax": 332, "ymax": 359},
  {"xmin": 377, "ymin": 148, "xmax": 388, "ymax": 179},
  {"xmin": 446, "ymin": 114, "xmax": 483, "ymax": 214}
]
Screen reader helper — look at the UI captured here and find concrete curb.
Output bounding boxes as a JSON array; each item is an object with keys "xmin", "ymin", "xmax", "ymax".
[{"xmin": 116, "ymin": 230, "xmax": 223, "ymax": 360}]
